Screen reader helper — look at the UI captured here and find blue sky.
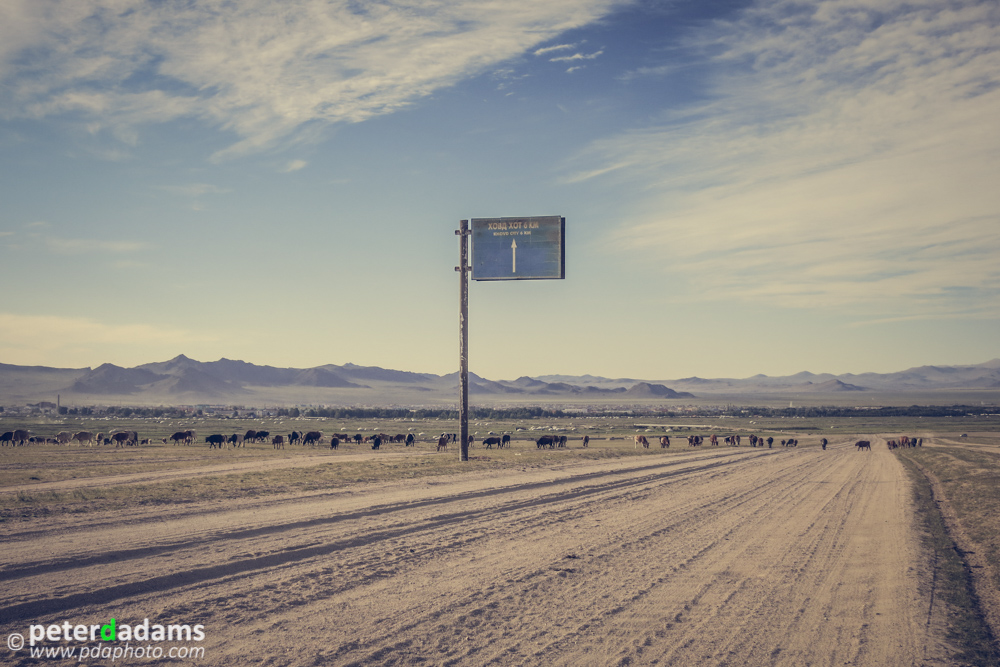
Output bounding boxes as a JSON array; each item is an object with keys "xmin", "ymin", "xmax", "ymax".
[{"xmin": 1, "ymin": 0, "xmax": 998, "ymax": 381}]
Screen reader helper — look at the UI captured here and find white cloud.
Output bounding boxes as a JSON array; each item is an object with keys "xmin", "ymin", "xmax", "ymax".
[
  {"xmin": 534, "ymin": 43, "xmax": 576, "ymax": 56},
  {"xmin": 549, "ymin": 49, "xmax": 603, "ymax": 62},
  {"xmin": 0, "ymin": 0, "xmax": 626, "ymax": 159},
  {"xmin": 282, "ymin": 159, "xmax": 308, "ymax": 173},
  {"xmin": 570, "ymin": 0, "xmax": 1000, "ymax": 319}
]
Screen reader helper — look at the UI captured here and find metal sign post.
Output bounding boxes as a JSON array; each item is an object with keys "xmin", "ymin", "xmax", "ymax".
[
  {"xmin": 456, "ymin": 215, "xmax": 564, "ymax": 462},
  {"xmin": 456, "ymin": 220, "xmax": 470, "ymax": 462}
]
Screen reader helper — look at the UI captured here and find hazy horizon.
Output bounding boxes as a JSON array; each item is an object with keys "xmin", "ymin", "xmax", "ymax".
[{"xmin": 4, "ymin": 352, "xmax": 999, "ymax": 383}]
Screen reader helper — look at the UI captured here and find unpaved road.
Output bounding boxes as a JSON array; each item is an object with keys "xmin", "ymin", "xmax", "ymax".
[{"xmin": 1, "ymin": 440, "xmax": 955, "ymax": 665}]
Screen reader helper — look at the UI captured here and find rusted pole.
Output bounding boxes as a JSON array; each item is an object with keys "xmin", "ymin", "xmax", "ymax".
[{"xmin": 456, "ymin": 220, "xmax": 470, "ymax": 462}]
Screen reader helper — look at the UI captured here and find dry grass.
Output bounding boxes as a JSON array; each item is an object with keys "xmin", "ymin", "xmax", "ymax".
[
  {"xmin": 896, "ymin": 435, "xmax": 1000, "ymax": 664},
  {"xmin": 897, "ymin": 437, "xmax": 1000, "ymax": 599},
  {"xmin": 0, "ymin": 436, "xmax": 687, "ymax": 520}
]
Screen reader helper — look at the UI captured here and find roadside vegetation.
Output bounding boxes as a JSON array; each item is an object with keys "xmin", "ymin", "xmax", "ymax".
[{"xmin": 896, "ymin": 435, "xmax": 1000, "ymax": 664}]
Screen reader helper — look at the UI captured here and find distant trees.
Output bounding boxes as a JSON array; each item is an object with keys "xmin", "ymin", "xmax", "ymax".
[
  {"xmin": 11, "ymin": 403, "xmax": 997, "ymax": 421},
  {"xmin": 300, "ymin": 406, "xmax": 573, "ymax": 420}
]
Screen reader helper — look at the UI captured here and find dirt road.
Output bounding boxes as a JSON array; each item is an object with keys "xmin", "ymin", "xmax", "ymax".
[{"xmin": 1, "ymin": 440, "xmax": 954, "ymax": 665}]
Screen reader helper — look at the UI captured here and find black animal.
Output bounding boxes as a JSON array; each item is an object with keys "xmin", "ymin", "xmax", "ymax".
[
  {"xmin": 111, "ymin": 431, "xmax": 138, "ymax": 447},
  {"xmin": 171, "ymin": 430, "xmax": 194, "ymax": 445},
  {"xmin": 206, "ymin": 434, "xmax": 227, "ymax": 449},
  {"xmin": 482, "ymin": 436, "xmax": 501, "ymax": 449},
  {"xmin": 536, "ymin": 436, "xmax": 555, "ymax": 449},
  {"xmin": 330, "ymin": 437, "xmax": 340, "ymax": 450},
  {"xmin": 371, "ymin": 435, "xmax": 382, "ymax": 450},
  {"xmin": 405, "ymin": 433, "xmax": 415, "ymax": 446},
  {"xmin": 303, "ymin": 431, "xmax": 323, "ymax": 446}
]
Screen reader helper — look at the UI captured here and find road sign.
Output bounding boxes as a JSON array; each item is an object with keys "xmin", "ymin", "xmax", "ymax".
[{"xmin": 470, "ymin": 216, "xmax": 564, "ymax": 281}]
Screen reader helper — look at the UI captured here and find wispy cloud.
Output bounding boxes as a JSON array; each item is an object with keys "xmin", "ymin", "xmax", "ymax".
[
  {"xmin": 158, "ymin": 183, "xmax": 231, "ymax": 198},
  {"xmin": 45, "ymin": 237, "xmax": 148, "ymax": 255},
  {"xmin": 570, "ymin": 0, "xmax": 1000, "ymax": 319},
  {"xmin": 549, "ymin": 49, "xmax": 603, "ymax": 62},
  {"xmin": 492, "ymin": 67, "xmax": 530, "ymax": 91},
  {"xmin": 281, "ymin": 159, "xmax": 308, "ymax": 173},
  {"xmin": 0, "ymin": 0, "xmax": 626, "ymax": 159},
  {"xmin": 534, "ymin": 43, "xmax": 576, "ymax": 56}
]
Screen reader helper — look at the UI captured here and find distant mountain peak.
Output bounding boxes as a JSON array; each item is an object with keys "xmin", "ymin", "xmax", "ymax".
[
  {"xmin": 2, "ymin": 356, "xmax": 998, "ymax": 404},
  {"xmin": 625, "ymin": 382, "xmax": 693, "ymax": 398}
]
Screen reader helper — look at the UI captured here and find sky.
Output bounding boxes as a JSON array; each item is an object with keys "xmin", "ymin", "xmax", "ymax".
[{"xmin": 1, "ymin": 0, "xmax": 998, "ymax": 382}]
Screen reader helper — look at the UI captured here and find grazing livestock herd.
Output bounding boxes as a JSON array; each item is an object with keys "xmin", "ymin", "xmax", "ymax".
[
  {"xmin": 886, "ymin": 436, "xmax": 923, "ymax": 449},
  {"xmin": 0, "ymin": 427, "xmax": 454, "ymax": 451},
  {"xmin": 850, "ymin": 436, "xmax": 922, "ymax": 451},
  {"xmin": 0, "ymin": 429, "xmax": 147, "ymax": 447},
  {"xmin": 625, "ymin": 433, "xmax": 799, "ymax": 450},
  {"xmin": 0, "ymin": 426, "xmax": 925, "ymax": 455}
]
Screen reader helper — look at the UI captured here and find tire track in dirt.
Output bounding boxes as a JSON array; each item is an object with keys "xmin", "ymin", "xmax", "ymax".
[
  {"xmin": 0, "ymin": 451, "xmax": 770, "ymax": 621},
  {"xmin": 1, "ymin": 442, "xmax": 954, "ymax": 666},
  {"xmin": 292, "ymin": 442, "xmax": 942, "ymax": 667}
]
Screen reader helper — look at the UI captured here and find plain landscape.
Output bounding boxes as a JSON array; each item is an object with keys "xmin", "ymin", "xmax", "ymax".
[
  {"xmin": 2, "ymin": 401, "xmax": 1000, "ymax": 665},
  {"xmin": 3, "ymin": 358, "xmax": 1000, "ymax": 665},
  {"xmin": 4, "ymin": 1, "xmax": 997, "ymax": 664}
]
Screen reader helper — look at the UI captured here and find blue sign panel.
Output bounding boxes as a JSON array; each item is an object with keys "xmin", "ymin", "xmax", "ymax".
[{"xmin": 471, "ymin": 216, "xmax": 564, "ymax": 281}]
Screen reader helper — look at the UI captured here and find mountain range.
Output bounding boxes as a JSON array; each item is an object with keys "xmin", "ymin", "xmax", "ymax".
[{"xmin": 1, "ymin": 355, "xmax": 999, "ymax": 406}]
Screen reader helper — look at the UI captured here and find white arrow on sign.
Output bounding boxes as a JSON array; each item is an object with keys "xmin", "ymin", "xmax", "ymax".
[{"xmin": 511, "ymin": 239, "xmax": 517, "ymax": 273}]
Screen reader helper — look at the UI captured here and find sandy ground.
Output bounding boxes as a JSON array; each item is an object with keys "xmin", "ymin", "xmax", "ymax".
[
  {"xmin": 1, "ymin": 439, "xmax": 957, "ymax": 666},
  {"xmin": 2, "ymin": 449, "xmax": 432, "ymax": 494}
]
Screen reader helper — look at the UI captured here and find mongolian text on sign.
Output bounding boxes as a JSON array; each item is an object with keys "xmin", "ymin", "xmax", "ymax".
[{"xmin": 470, "ymin": 216, "xmax": 565, "ymax": 281}]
